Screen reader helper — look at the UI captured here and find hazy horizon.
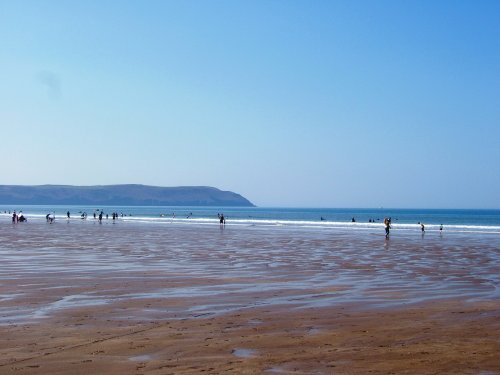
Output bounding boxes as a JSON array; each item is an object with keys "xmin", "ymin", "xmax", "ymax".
[{"xmin": 1, "ymin": 1, "xmax": 499, "ymax": 208}]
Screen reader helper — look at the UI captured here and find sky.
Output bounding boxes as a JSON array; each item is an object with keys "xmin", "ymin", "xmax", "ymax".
[{"xmin": 0, "ymin": 0, "xmax": 499, "ymax": 208}]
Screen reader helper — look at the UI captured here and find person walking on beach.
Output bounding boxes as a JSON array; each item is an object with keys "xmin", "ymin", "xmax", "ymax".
[
  {"xmin": 219, "ymin": 213, "xmax": 225, "ymax": 228},
  {"xmin": 421, "ymin": 223, "xmax": 425, "ymax": 233},
  {"xmin": 384, "ymin": 217, "xmax": 391, "ymax": 239},
  {"xmin": 67, "ymin": 211, "xmax": 70, "ymax": 219}
]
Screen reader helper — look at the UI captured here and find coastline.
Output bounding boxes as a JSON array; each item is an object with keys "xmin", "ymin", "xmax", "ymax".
[{"xmin": 0, "ymin": 219, "xmax": 499, "ymax": 373}]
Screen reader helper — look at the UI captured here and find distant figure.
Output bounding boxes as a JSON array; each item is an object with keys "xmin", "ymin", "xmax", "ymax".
[
  {"xmin": 219, "ymin": 213, "xmax": 225, "ymax": 227},
  {"xmin": 98, "ymin": 211, "xmax": 103, "ymax": 223},
  {"xmin": 12, "ymin": 211, "xmax": 17, "ymax": 223},
  {"xmin": 351, "ymin": 217, "xmax": 356, "ymax": 222},
  {"xmin": 67, "ymin": 211, "xmax": 70, "ymax": 219},
  {"xmin": 439, "ymin": 224, "xmax": 443, "ymax": 233},
  {"xmin": 93, "ymin": 212, "xmax": 97, "ymax": 219},
  {"xmin": 384, "ymin": 217, "xmax": 391, "ymax": 239},
  {"xmin": 320, "ymin": 217, "xmax": 325, "ymax": 221},
  {"xmin": 18, "ymin": 214, "xmax": 27, "ymax": 222},
  {"xmin": 421, "ymin": 223, "xmax": 425, "ymax": 233},
  {"xmin": 46, "ymin": 213, "xmax": 51, "ymax": 222},
  {"xmin": 187, "ymin": 212, "xmax": 193, "ymax": 219}
]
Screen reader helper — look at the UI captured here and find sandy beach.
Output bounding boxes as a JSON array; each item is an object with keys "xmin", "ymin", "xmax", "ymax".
[{"xmin": 1, "ymin": 219, "xmax": 499, "ymax": 374}]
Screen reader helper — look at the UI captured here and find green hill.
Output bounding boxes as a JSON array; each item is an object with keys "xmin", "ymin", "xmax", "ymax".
[{"xmin": 0, "ymin": 185, "xmax": 255, "ymax": 206}]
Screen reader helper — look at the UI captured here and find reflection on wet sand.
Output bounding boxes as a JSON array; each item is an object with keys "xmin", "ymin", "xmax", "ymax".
[{"xmin": 0, "ymin": 220, "xmax": 498, "ymax": 323}]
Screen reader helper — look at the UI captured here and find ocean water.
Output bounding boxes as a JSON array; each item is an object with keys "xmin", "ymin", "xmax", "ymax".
[{"xmin": 2, "ymin": 205, "xmax": 500, "ymax": 234}]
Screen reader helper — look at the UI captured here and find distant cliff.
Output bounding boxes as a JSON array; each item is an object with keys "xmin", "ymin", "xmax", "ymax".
[{"xmin": 0, "ymin": 185, "xmax": 255, "ymax": 207}]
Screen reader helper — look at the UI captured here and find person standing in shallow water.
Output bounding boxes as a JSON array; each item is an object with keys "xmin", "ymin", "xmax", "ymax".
[
  {"xmin": 219, "ymin": 213, "xmax": 225, "ymax": 228},
  {"xmin": 384, "ymin": 217, "xmax": 391, "ymax": 239}
]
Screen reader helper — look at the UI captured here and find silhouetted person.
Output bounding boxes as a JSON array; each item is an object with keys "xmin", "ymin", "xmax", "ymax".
[{"xmin": 384, "ymin": 218, "xmax": 391, "ymax": 239}]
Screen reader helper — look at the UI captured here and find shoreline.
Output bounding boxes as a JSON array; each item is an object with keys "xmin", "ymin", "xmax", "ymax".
[
  {"xmin": 2, "ymin": 206, "xmax": 500, "ymax": 234},
  {"xmin": 3, "ymin": 213, "xmax": 500, "ymax": 237}
]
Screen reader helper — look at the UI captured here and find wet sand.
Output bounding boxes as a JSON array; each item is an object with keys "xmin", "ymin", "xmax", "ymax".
[{"xmin": 0, "ymin": 220, "xmax": 499, "ymax": 374}]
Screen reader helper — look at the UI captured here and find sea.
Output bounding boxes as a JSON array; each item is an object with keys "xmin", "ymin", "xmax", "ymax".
[{"xmin": 2, "ymin": 205, "xmax": 500, "ymax": 235}]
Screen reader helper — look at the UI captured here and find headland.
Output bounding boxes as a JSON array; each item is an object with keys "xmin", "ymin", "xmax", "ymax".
[{"xmin": 0, "ymin": 184, "xmax": 255, "ymax": 207}]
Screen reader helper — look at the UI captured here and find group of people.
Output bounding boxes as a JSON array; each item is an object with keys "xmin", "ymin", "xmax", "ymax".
[
  {"xmin": 384, "ymin": 219, "xmax": 443, "ymax": 239},
  {"xmin": 42, "ymin": 210, "xmax": 124, "ymax": 223},
  {"xmin": 94, "ymin": 211, "xmax": 122, "ymax": 222},
  {"xmin": 77, "ymin": 211, "xmax": 123, "ymax": 221},
  {"xmin": 12, "ymin": 211, "xmax": 27, "ymax": 223}
]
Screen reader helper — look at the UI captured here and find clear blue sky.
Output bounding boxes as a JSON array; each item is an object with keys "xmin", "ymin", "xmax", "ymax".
[{"xmin": 1, "ymin": 0, "xmax": 499, "ymax": 208}]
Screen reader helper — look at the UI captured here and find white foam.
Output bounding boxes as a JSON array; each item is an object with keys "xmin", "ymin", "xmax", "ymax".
[{"xmin": 3, "ymin": 212, "xmax": 500, "ymax": 234}]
